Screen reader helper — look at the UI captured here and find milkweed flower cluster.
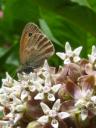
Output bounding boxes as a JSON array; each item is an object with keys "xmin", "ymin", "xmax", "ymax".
[{"xmin": 0, "ymin": 42, "xmax": 96, "ymax": 128}]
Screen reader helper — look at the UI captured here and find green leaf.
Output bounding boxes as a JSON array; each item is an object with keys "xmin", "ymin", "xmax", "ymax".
[
  {"xmin": 0, "ymin": 41, "xmax": 18, "ymax": 65},
  {"xmin": 39, "ymin": 19, "xmax": 64, "ymax": 48},
  {"xmin": 70, "ymin": 0, "xmax": 90, "ymax": 7},
  {"xmin": 87, "ymin": 0, "xmax": 96, "ymax": 12},
  {"xmin": 39, "ymin": 9, "xmax": 87, "ymax": 50},
  {"xmin": 0, "ymin": 48, "xmax": 8, "ymax": 58},
  {"xmin": 33, "ymin": 0, "xmax": 96, "ymax": 37}
]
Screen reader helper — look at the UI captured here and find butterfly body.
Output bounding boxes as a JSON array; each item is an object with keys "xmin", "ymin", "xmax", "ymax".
[{"xmin": 19, "ymin": 23, "xmax": 55, "ymax": 73}]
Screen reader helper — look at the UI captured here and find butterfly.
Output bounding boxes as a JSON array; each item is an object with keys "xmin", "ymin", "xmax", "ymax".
[{"xmin": 19, "ymin": 22, "xmax": 55, "ymax": 73}]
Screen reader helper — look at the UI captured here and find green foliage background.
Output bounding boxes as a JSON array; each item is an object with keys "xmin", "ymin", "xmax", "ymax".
[{"xmin": 0, "ymin": 0, "xmax": 96, "ymax": 82}]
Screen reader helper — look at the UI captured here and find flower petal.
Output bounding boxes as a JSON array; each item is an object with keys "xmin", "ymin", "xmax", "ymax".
[
  {"xmin": 51, "ymin": 119, "xmax": 59, "ymax": 128},
  {"xmin": 91, "ymin": 96, "xmax": 96, "ymax": 104},
  {"xmin": 6, "ymin": 72, "xmax": 12, "ymax": 81},
  {"xmin": 34, "ymin": 93, "xmax": 44, "ymax": 100},
  {"xmin": 38, "ymin": 115, "xmax": 49, "ymax": 125},
  {"xmin": 21, "ymin": 90, "xmax": 28, "ymax": 101},
  {"xmin": 64, "ymin": 58, "xmax": 71, "ymax": 64},
  {"xmin": 29, "ymin": 85, "xmax": 36, "ymax": 92},
  {"xmin": 33, "ymin": 81, "xmax": 43, "ymax": 92},
  {"xmin": 2, "ymin": 72, "xmax": 13, "ymax": 87},
  {"xmin": 0, "ymin": 93, "xmax": 8, "ymax": 105},
  {"xmin": 81, "ymin": 109, "xmax": 88, "ymax": 121},
  {"xmin": 51, "ymin": 84, "xmax": 61, "ymax": 93},
  {"xmin": 88, "ymin": 55, "xmax": 96, "ymax": 63},
  {"xmin": 43, "ymin": 85, "xmax": 51, "ymax": 93},
  {"xmin": 12, "ymin": 85, "xmax": 22, "ymax": 96},
  {"xmin": 58, "ymin": 112, "xmax": 70, "ymax": 119},
  {"xmin": 56, "ymin": 52, "xmax": 66, "ymax": 60},
  {"xmin": 73, "ymin": 46, "xmax": 82, "ymax": 56},
  {"xmin": 0, "ymin": 120, "xmax": 10, "ymax": 126},
  {"xmin": 52, "ymin": 99, "xmax": 61, "ymax": 111},
  {"xmin": 13, "ymin": 96, "xmax": 22, "ymax": 105},
  {"xmin": 92, "ymin": 45, "xmax": 96, "ymax": 55},
  {"xmin": 88, "ymin": 45, "xmax": 96, "ymax": 63},
  {"xmin": 40, "ymin": 102, "xmax": 50, "ymax": 114},
  {"xmin": 45, "ymin": 76, "xmax": 51, "ymax": 86},
  {"xmin": 43, "ymin": 60, "xmax": 50, "ymax": 72},
  {"xmin": 48, "ymin": 93, "xmax": 55, "ymax": 101},
  {"xmin": 14, "ymin": 113, "xmax": 23, "ymax": 124},
  {"xmin": 73, "ymin": 56, "xmax": 81, "ymax": 63},
  {"xmin": 5, "ymin": 112, "xmax": 13, "ymax": 118},
  {"xmin": 65, "ymin": 42, "xmax": 72, "ymax": 54}
]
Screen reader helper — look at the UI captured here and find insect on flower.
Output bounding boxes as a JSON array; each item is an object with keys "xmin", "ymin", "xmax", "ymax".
[{"xmin": 19, "ymin": 23, "xmax": 55, "ymax": 73}]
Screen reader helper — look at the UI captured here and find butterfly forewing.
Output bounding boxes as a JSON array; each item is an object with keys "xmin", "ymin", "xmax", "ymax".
[
  {"xmin": 20, "ymin": 23, "xmax": 42, "ymax": 64},
  {"xmin": 20, "ymin": 23, "xmax": 55, "ymax": 69}
]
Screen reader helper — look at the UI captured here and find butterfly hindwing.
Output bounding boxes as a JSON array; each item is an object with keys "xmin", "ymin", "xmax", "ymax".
[{"xmin": 24, "ymin": 33, "xmax": 55, "ymax": 68}]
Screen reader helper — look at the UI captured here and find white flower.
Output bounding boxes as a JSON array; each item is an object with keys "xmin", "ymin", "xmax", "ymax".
[
  {"xmin": 18, "ymin": 72, "xmax": 36, "ymax": 81},
  {"xmin": 56, "ymin": 42, "xmax": 82, "ymax": 64},
  {"xmin": 34, "ymin": 81, "xmax": 61, "ymax": 101},
  {"xmin": 28, "ymin": 79, "xmax": 44, "ymax": 93},
  {"xmin": 74, "ymin": 86, "xmax": 94, "ymax": 120},
  {"xmin": 2, "ymin": 72, "xmax": 13, "ymax": 87},
  {"xmin": 13, "ymin": 113, "xmax": 23, "ymax": 124},
  {"xmin": 37, "ymin": 60, "xmax": 51, "ymax": 79},
  {"xmin": 0, "ymin": 93, "xmax": 8, "ymax": 105},
  {"xmin": 0, "ymin": 72, "xmax": 35, "ymax": 126},
  {"xmin": 80, "ymin": 109, "xmax": 88, "ymax": 121},
  {"xmin": 0, "ymin": 120, "xmax": 10, "ymax": 128},
  {"xmin": 12, "ymin": 96, "xmax": 22, "ymax": 106},
  {"xmin": 10, "ymin": 95, "xmax": 26, "ymax": 112},
  {"xmin": 18, "ymin": 72, "xmax": 44, "ymax": 91},
  {"xmin": 74, "ymin": 89, "xmax": 93, "ymax": 107},
  {"xmin": 88, "ymin": 45, "xmax": 96, "ymax": 66},
  {"xmin": 91, "ymin": 96, "xmax": 96, "ymax": 104},
  {"xmin": 28, "ymin": 85, "xmax": 36, "ymax": 92},
  {"xmin": 34, "ymin": 71, "xmax": 61, "ymax": 101},
  {"xmin": 10, "ymin": 85, "xmax": 22, "ymax": 98},
  {"xmin": 20, "ymin": 90, "xmax": 29, "ymax": 101},
  {"xmin": 38, "ymin": 99, "xmax": 70, "ymax": 128}
]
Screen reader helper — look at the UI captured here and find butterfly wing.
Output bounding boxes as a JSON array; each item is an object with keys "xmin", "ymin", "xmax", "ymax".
[
  {"xmin": 24, "ymin": 33, "xmax": 55, "ymax": 68},
  {"xmin": 20, "ymin": 22, "xmax": 42, "ymax": 65},
  {"xmin": 20, "ymin": 22, "xmax": 55, "ymax": 69}
]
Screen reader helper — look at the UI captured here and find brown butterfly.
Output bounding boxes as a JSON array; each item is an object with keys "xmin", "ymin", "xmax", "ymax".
[{"xmin": 19, "ymin": 22, "xmax": 55, "ymax": 73}]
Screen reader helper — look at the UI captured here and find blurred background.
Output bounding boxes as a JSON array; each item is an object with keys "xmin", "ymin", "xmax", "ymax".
[{"xmin": 0, "ymin": 0, "xmax": 96, "ymax": 83}]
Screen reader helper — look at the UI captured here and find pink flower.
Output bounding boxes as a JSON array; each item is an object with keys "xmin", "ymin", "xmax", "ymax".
[{"xmin": 65, "ymin": 75, "xmax": 96, "ymax": 120}]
